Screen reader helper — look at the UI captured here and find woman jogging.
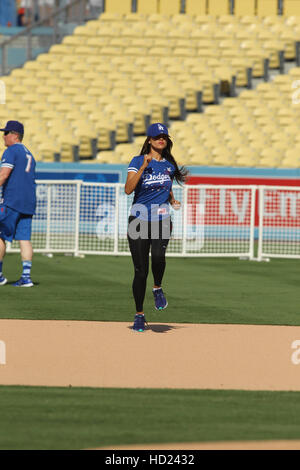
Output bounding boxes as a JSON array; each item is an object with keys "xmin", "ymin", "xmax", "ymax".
[{"xmin": 125, "ymin": 123, "xmax": 188, "ymax": 332}]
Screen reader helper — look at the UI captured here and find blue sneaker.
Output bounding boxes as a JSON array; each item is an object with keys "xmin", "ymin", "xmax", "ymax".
[
  {"xmin": 12, "ymin": 277, "xmax": 34, "ymax": 287},
  {"xmin": 132, "ymin": 314, "xmax": 146, "ymax": 332},
  {"xmin": 153, "ymin": 288, "xmax": 168, "ymax": 310},
  {"xmin": 0, "ymin": 276, "xmax": 7, "ymax": 286}
]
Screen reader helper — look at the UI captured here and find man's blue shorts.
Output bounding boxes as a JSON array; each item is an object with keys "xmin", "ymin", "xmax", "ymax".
[{"xmin": 0, "ymin": 205, "xmax": 32, "ymax": 242}]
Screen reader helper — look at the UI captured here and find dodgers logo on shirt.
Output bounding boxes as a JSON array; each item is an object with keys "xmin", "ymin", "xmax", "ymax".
[{"xmin": 143, "ymin": 172, "xmax": 171, "ymax": 185}]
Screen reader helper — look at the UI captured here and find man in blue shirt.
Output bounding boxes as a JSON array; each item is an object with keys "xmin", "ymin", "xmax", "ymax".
[{"xmin": 0, "ymin": 121, "xmax": 36, "ymax": 287}]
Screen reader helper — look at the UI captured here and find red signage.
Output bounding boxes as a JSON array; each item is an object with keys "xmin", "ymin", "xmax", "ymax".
[{"xmin": 186, "ymin": 176, "xmax": 300, "ymax": 227}]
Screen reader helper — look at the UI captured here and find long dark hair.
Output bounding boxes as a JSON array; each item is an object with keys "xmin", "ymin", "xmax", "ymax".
[{"xmin": 140, "ymin": 136, "xmax": 189, "ymax": 184}]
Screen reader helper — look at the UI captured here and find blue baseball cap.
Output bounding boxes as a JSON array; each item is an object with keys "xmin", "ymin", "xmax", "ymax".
[
  {"xmin": 147, "ymin": 123, "xmax": 169, "ymax": 138},
  {"xmin": 0, "ymin": 120, "xmax": 24, "ymax": 135}
]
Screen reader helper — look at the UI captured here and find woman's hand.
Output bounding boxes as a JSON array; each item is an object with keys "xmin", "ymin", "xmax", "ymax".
[
  {"xmin": 142, "ymin": 154, "xmax": 152, "ymax": 169},
  {"xmin": 125, "ymin": 155, "xmax": 152, "ymax": 195},
  {"xmin": 170, "ymin": 199, "xmax": 181, "ymax": 210}
]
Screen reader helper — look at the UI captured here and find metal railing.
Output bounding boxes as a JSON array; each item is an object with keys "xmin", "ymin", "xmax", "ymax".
[{"xmin": 0, "ymin": 0, "xmax": 92, "ymax": 76}]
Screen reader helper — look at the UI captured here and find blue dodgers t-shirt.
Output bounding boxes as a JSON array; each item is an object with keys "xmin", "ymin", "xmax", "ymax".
[
  {"xmin": 1, "ymin": 143, "xmax": 36, "ymax": 215},
  {"xmin": 128, "ymin": 155, "xmax": 176, "ymax": 221}
]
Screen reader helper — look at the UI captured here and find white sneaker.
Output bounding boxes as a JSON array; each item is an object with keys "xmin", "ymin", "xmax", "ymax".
[{"xmin": 0, "ymin": 276, "xmax": 7, "ymax": 286}]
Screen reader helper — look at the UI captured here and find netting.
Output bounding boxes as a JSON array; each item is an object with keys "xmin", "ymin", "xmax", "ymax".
[
  {"xmin": 7, "ymin": 181, "xmax": 256, "ymax": 258},
  {"xmin": 11, "ymin": 181, "xmax": 79, "ymax": 252},
  {"xmin": 258, "ymin": 186, "xmax": 300, "ymax": 259}
]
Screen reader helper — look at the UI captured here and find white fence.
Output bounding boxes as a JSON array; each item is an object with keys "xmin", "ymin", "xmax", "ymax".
[
  {"xmin": 8, "ymin": 181, "xmax": 300, "ymax": 260},
  {"xmin": 258, "ymin": 185, "xmax": 300, "ymax": 260}
]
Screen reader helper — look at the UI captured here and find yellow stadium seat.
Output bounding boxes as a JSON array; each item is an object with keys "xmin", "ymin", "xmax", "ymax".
[
  {"xmin": 257, "ymin": 148, "xmax": 282, "ymax": 167},
  {"xmin": 185, "ymin": 0, "xmax": 206, "ymax": 15},
  {"xmin": 159, "ymin": 0, "xmax": 180, "ymax": 14},
  {"xmin": 9, "ymin": 68, "xmax": 29, "ymax": 81},
  {"xmin": 262, "ymin": 40, "xmax": 285, "ymax": 69},
  {"xmin": 212, "ymin": 147, "xmax": 236, "ymax": 166},
  {"xmin": 257, "ymin": 0, "xmax": 278, "ymax": 16},
  {"xmin": 23, "ymin": 60, "xmax": 43, "ymax": 72},
  {"xmin": 207, "ymin": 0, "xmax": 230, "ymax": 15},
  {"xmin": 179, "ymin": 81, "xmax": 203, "ymax": 112},
  {"xmin": 281, "ymin": 148, "xmax": 300, "ymax": 167},
  {"xmin": 17, "ymin": 77, "xmax": 38, "ymax": 90},
  {"xmin": 244, "ymin": 49, "xmax": 269, "ymax": 78},
  {"xmin": 57, "ymin": 70, "xmax": 74, "ymax": 82},
  {"xmin": 218, "ymin": 14, "xmax": 238, "ymax": 24},
  {"xmin": 234, "ymin": 0, "xmax": 256, "ymax": 16},
  {"xmin": 264, "ymin": 15, "xmax": 285, "ymax": 26},
  {"xmin": 72, "ymin": 25, "xmax": 96, "ymax": 36},
  {"xmin": 283, "ymin": 1, "xmax": 300, "ymax": 16},
  {"xmin": 289, "ymin": 66, "xmax": 300, "ymax": 78},
  {"xmin": 188, "ymin": 147, "xmax": 214, "ymax": 166},
  {"xmin": 278, "ymin": 30, "xmax": 298, "ymax": 59},
  {"xmin": 124, "ymin": 12, "xmax": 146, "ymax": 21},
  {"xmin": 235, "ymin": 147, "xmax": 260, "ymax": 166},
  {"xmin": 104, "ymin": 0, "xmax": 131, "ymax": 14},
  {"xmin": 96, "ymin": 151, "xmax": 118, "ymax": 164},
  {"xmin": 47, "ymin": 61, "xmax": 66, "ymax": 73},
  {"xmin": 136, "ymin": 0, "xmax": 158, "ymax": 14},
  {"xmin": 49, "ymin": 44, "xmax": 73, "ymax": 55},
  {"xmin": 99, "ymin": 12, "xmax": 124, "ymax": 21},
  {"xmin": 171, "ymin": 14, "xmax": 194, "ymax": 25},
  {"xmin": 99, "ymin": 46, "xmax": 124, "ymax": 56},
  {"xmin": 134, "ymin": 135, "xmax": 147, "ymax": 145},
  {"xmin": 20, "ymin": 92, "xmax": 40, "ymax": 105}
]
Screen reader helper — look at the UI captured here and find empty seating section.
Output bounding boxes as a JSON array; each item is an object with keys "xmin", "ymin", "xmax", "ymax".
[
  {"xmin": 1, "ymin": 4, "xmax": 300, "ymax": 167},
  {"xmin": 174, "ymin": 69, "xmax": 300, "ymax": 167}
]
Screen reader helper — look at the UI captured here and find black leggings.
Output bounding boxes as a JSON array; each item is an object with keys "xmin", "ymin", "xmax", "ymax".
[{"xmin": 127, "ymin": 216, "xmax": 172, "ymax": 312}]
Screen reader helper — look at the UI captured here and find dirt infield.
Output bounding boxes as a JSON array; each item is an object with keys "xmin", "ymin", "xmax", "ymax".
[
  {"xmin": 2, "ymin": 319, "xmax": 300, "ymax": 450},
  {"xmin": 98, "ymin": 439, "xmax": 300, "ymax": 450},
  {"xmin": 1, "ymin": 319, "xmax": 300, "ymax": 390}
]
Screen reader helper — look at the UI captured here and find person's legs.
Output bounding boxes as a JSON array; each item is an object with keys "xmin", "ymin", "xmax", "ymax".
[
  {"xmin": 0, "ymin": 238, "xmax": 7, "ymax": 285},
  {"xmin": 0, "ymin": 205, "xmax": 19, "ymax": 285},
  {"xmin": 128, "ymin": 233, "xmax": 151, "ymax": 314},
  {"xmin": 0, "ymin": 237, "xmax": 6, "ymax": 261},
  {"xmin": 19, "ymin": 239, "xmax": 33, "ymax": 262},
  {"xmin": 151, "ymin": 217, "xmax": 172, "ymax": 310},
  {"xmin": 13, "ymin": 215, "xmax": 34, "ymax": 287},
  {"xmin": 19, "ymin": 240, "xmax": 33, "ymax": 281},
  {"xmin": 128, "ymin": 216, "xmax": 151, "ymax": 332}
]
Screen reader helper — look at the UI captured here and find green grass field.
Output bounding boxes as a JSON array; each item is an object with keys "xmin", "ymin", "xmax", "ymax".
[
  {"xmin": 1, "ymin": 386, "xmax": 300, "ymax": 450},
  {"xmin": 1, "ymin": 253, "xmax": 300, "ymax": 449},
  {"xmin": 1, "ymin": 253, "xmax": 299, "ymax": 325}
]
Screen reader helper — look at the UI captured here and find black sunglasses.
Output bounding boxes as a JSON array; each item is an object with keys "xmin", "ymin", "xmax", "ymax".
[
  {"xmin": 4, "ymin": 131, "xmax": 12, "ymax": 136},
  {"xmin": 152, "ymin": 134, "xmax": 168, "ymax": 141}
]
